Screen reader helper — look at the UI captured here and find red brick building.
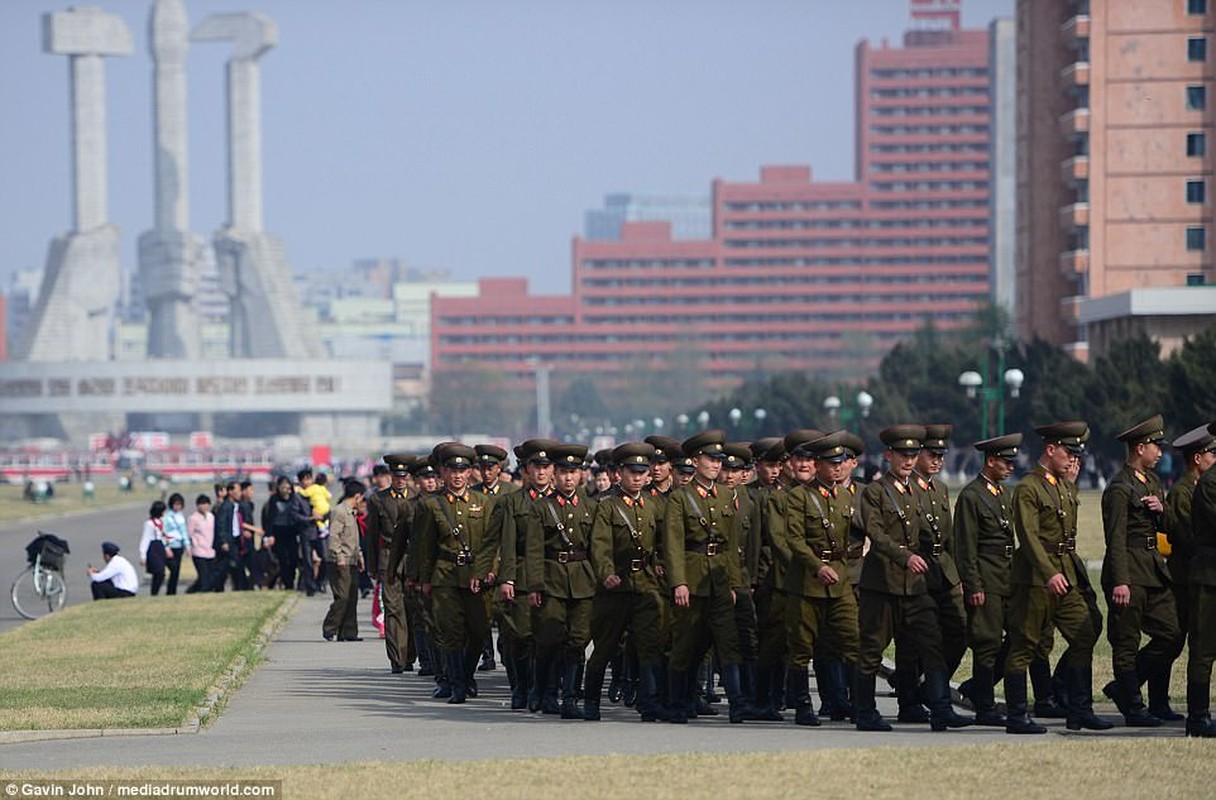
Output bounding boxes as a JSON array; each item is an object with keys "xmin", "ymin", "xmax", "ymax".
[{"xmin": 432, "ymin": 6, "xmax": 994, "ymax": 395}]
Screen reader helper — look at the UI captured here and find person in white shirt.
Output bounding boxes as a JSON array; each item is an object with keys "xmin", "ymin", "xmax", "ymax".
[{"xmin": 88, "ymin": 541, "xmax": 139, "ymax": 599}]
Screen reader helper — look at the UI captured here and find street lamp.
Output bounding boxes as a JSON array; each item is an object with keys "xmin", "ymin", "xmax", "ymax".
[
  {"xmin": 823, "ymin": 391, "xmax": 873, "ymax": 434},
  {"xmin": 958, "ymin": 340, "xmax": 1023, "ymax": 439},
  {"xmin": 729, "ymin": 408, "xmax": 742, "ymax": 428},
  {"xmin": 753, "ymin": 408, "xmax": 767, "ymax": 436},
  {"xmin": 697, "ymin": 410, "xmax": 710, "ymax": 429},
  {"xmin": 676, "ymin": 413, "xmax": 689, "ymax": 432}
]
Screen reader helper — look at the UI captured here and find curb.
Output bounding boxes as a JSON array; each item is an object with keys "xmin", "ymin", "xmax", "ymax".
[{"xmin": 0, "ymin": 593, "xmax": 299, "ymax": 746}]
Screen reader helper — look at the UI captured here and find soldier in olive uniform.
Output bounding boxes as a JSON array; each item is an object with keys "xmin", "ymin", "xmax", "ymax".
[
  {"xmin": 366, "ymin": 454, "xmax": 415, "ymax": 674},
  {"xmin": 471, "ymin": 444, "xmax": 515, "ymax": 673},
  {"xmin": 1100, "ymin": 415, "xmax": 1183, "ymax": 726},
  {"xmin": 664, "ymin": 430, "xmax": 750, "ymax": 724},
  {"xmin": 479, "ymin": 439, "xmax": 558, "ymax": 710},
  {"xmin": 1167, "ymin": 424, "xmax": 1216, "ymax": 730},
  {"xmin": 1185, "ymin": 421, "xmax": 1216, "ymax": 737},
  {"xmin": 717, "ymin": 443, "xmax": 763, "ymax": 716},
  {"xmin": 406, "ymin": 457, "xmax": 443, "ymax": 685},
  {"xmin": 952, "ymin": 433, "xmax": 1021, "ymax": 725},
  {"xmin": 1003, "ymin": 422, "xmax": 1111, "ymax": 734},
  {"xmin": 748, "ymin": 437, "xmax": 788, "ymax": 720},
  {"xmin": 414, "ymin": 444, "xmax": 492, "ymax": 704},
  {"xmin": 585, "ymin": 442, "xmax": 666, "ymax": 721},
  {"xmin": 525, "ymin": 443, "xmax": 598, "ymax": 718},
  {"xmin": 783, "ymin": 432, "xmax": 860, "ymax": 726},
  {"xmin": 855, "ymin": 425, "xmax": 971, "ymax": 732}
]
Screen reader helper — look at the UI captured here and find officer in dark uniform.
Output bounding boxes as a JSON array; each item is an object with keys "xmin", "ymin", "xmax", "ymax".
[
  {"xmin": 1100, "ymin": 415, "xmax": 1182, "ymax": 727},
  {"xmin": 414, "ymin": 444, "xmax": 491, "ymax": 704},
  {"xmin": 366, "ymin": 453, "xmax": 415, "ymax": 674},
  {"xmin": 585, "ymin": 442, "xmax": 666, "ymax": 721},
  {"xmin": 664, "ymin": 430, "xmax": 749, "ymax": 723},
  {"xmin": 783, "ymin": 431, "xmax": 860, "ymax": 727},
  {"xmin": 855, "ymin": 425, "xmax": 971, "ymax": 732},
  {"xmin": 952, "ymin": 433, "xmax": 1020, "ymax": 725},
  {"xmin": 478, "ymin": 439, "xmax": 558, "ymax": 710},
  {"xmin": 1168, "ymin": 423, "xmax": 1216, "ymax": 729},
  {"xmin": 1185, "ymin": 420, "xmax": 1216, "ymax": 737},
  {"xmin": 525, "ymin": 443, "xmax": 598, "ymax": 718},
  {"xmin": 1003, "ymin": 422, "xmax": 1111, "ymax": 734}
]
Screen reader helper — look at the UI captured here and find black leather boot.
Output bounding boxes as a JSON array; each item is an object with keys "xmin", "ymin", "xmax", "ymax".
[
  {"xmin": 638, "ymin": 664, "xmax": 666, "ymax": 722},
  {"xmin": 971, "ymin": 665, "xmax": 1005, "ymax": 726},
  {"xmin": 561, "ymin": 660, "xmax": 583, "ymax": 719},
  {"xmin": 1185, "ymin": 682, "xmax": 1216, "ymax": 737},
  {"xmin": 1145, "ymin": 660, "xmax": 1184, "ymax": 721},
  {"xmin": 853, "ymin": 672, "xmax": 892, "ymax": 732},
  {"xmin": 722, "ymin": 663, "xmax": 750, "ymax": 724},
  {"xmin": 667, "ymin": 670, "xmax": 688, "ymax": 724},
  {"xmin": 478, "ymin": 631, "xmax": 496, "ymax": 671},
  {"xmin": 607, "ymin": 649, "xmax": 625, "ymax": 703},
  {"xmin": 1030, "ymin": 658, "xmax": 1066, "ymax": 718},
  {"xmin": 1113, "ymin": 670, "xmax": 1162, "ymax": 727},
  {"xmin": 511, "ymin": 653, "xmax": 531, "ymax": 711},
  {"xmin": 828, "ymin": 661, "xmax": 854, "ymax": 722},
  {"xmin": 447, "ymin": 651, "xmax": 468, "ymax": 704},
  {"xmin": 926, "ymin": 670, "xmax": 973, "ymax": 731},
  {"xmin": 895, "ymin": 667, "xmax": 929, "ymax": 723},
  {"xmin": 1004, "ymin": 671, "xmax": 1046, "ymax": 734},
  {"xmin": 416, "ymin": 628, "xmax": 434, "ymax": 676},
  {"xmin": 1065, "ymin": 665, "xmax": 1115, "ymax": 731},
  {"xmin": 813, "ymin": 658, "xmax": 835, "ymax": 718},
  {"xmin": 530, "ymin": 654, "xmax": 552, "ymax": 713},
  {"xmin": 787, "ymin": 667, "xmax": 820, "ymax": 726},
  {"xmin": 583, "ymin": 658, "xmax": 606, "ymax": 721},
  {"xmin": 541, "ymin": 657, "xmax": 561, "ymax": 715}
]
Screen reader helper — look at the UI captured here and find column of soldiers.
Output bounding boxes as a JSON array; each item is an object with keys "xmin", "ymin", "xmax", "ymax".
[{"xmin": 363, "ymin": 417, "xmax": 1216, "ymax": 737}]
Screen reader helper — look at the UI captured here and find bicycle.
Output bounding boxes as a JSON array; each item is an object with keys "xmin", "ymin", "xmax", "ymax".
[{"xmin": 11, "ymin": 532, "xmax": 70, "ymax": 620}]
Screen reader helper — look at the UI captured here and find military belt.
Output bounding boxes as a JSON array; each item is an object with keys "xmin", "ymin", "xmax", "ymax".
[
  {"xmin": 1131, "ymin": 536, "xmax": 1157, "ymax": 551},
  {"xmin": 686, "ymin": 541, "xmax": 722, "ymax": 556},
  {"xmin": 922, "ymin": 542, "xmax": 944, "ymax": 557},
  {"xmin": 628, "ymin": 555, "xmax": 651, "ymax": 572},
  {"xmin": 437, "ymin": 550, "xmax": 473, "ymax": 566},
  {"xmin": 978, "ymin": 544, "xmax": 1015, "ymax": 559},
  {"xmin": 819, "ymin": 549, "xmax": 845, "ymax": 562},
  {"xmin": 545, "ymin": 548, "xmax": 589, "ymax": 563},
  {"xmin": 846, "ymin": 544, "xmax": 864, "ymax": 560},
  {"xmin": 1053, "ymin": 538, "xmax": 1077, "ymax": 555}
]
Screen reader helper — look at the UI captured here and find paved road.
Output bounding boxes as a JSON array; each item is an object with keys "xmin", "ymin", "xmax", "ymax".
[
  {"xmin": 0, "ymin": 594, "xmax": 1181, "ymax": 770},
  {"xmin": 0, "ymin": 502, "xmax": 149, "ymax": 633}
]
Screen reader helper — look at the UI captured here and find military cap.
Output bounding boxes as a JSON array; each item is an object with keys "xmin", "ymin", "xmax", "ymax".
[
  {"xmin": 750, "ymin": 437, "xmax": 783, "ymax": 462},
  {"xmin": 429, "ymin": 441, "xmax": 460, "ymax": 463},
  {"xmin": 593, "ymin": 448, "xmax": 614, "ymax": 468},
  {"xmin": 644, "ymin": 435, "xmax": 681, "ymax": 463},
  {"xmin": 474, "ymin": 444, "xmax": 508, "ymax": 465},
  {"xmin": 514, "ymin": 438, "xmax": 559, "ymax": 465},
  {"xmin": 880, "ymin": 424, "xmax": 927, "ymax": 454},
  {"xmin": 372, "ymin": 463, "xmax": 390, "ymax": 477},
  {"xmin": 974, "ymin": 433, "xmax": 1022, "ymax": 459},
  {"xmin": 722, "ymin": 442, "xmax": 753, "ymax": 469},
  {"xmin": 409, "ymin": 458, "xmax": 438, "ymax": 478},
  {"xmin": 437, "ymin": 443, "xmax": 477, "ymax": 468},
  {"xmin": 673, "ymin": 456, "xmax": 697, "ymax": 474},
  {"xmin": 808, "ymin": 431, "xmax": 849, "ymax": 463},
  {"xmin": 1174, "ymin": 423, "xmax": 1216, "ymax": 453},
  {"xmin": 383, "ymin": 453, "xmax": 416, "ymax": 476},
  {"xmin": 551, "ymin": 443, "xmax": 589, "ymax": 468},
  {"xmin": 922, "ymin": 423, "xmax": 952, "ymax": 454},
  {"xmin": 784, "ymin": 428, "xmax": 826, "ymax": 456},
  {"xmin": 682, "ymin": 429, "xmax": 727, "ymax": 458},
  {"xmin": 613, "ymin": 442, "xmax": 656, "ymax": 472},
  {"xmin": 841, "ymin": 432, "xmax": 865, "ymax": 458},
  {"xmin": 1034, "ymin": 421, "xmax": 1089, "ymax": 454},
  {"xmin": 1117, "ymin": 414, "xmax": 1170, "ymax": 447}
]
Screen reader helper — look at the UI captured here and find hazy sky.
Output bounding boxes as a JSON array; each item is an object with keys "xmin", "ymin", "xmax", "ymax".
[{"xmin": 0, "ymin": 0, "xmax": 1011, "ymax": 294}]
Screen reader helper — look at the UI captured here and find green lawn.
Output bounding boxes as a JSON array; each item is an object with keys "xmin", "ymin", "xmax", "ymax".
[{"xmin": 0, "ymin": 592, "xmax": 289, "ymax": 731}]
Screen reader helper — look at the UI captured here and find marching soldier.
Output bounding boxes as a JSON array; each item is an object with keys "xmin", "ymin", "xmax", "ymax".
[
  {"xmin": 585, "ymin": 442, "xmax": 666, "ymax": 721},
  {"xmin": 783, "ymin": 432, "xmax": 860, "ymax": 726},
  {"xmin": 748, "ymin": 437, "xmax": 788, "ymax": 720},
  {"xmin": 414, "ymin": 444, "xmax": 492, "ymax": 704},
  {"xmin": 1185, "ymin": 421, "xmax": 1216, "ymax": 737},
  {"xmin": 406, "ymin": 457, "xmax": 443, "ymax": 684},
  {"xmin": 479, "ymin": 439, "xmax": 558, "ymax": 710},
  {"xmin": 471, "ymin": 444, "xmax": 514, "ymax": 672},
  {"xmin": 1100, "ymin": 415, "xmax": 1182, "ymax": 727},
  {"xmin": 1003, "ymin": 422, "xmax": 1111, "ymax": 734},
  {"xmin": 1168, "ymin": 424, "xmax": 1216, "ymax": 728},
  {"xmin": 952, "ymin": 433, "xmax": 1021, "ymax": 725},
  {"xmin": 855, "ymin": 425, "xmax": 972, "ymax": 732},
  {"xmin": 525, "ymin": 443, "xmax": 598, "ymax": 718},
  {"xmin": 366, "ymin": 453, "xmax": 415, "ymax": 675},
  {"xmin": 719, "ymin": 443, "xmax": 763, "ymax": 718},
  {"xmin": 664, "ymin": 430, "xmax": 750, "ymax": 724}
]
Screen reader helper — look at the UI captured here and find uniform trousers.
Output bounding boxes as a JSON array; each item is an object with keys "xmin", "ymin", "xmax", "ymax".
[
  {"xmin": 1106, "ymin": 584, "xmax": 1183, "ymax": 673},
  {"xmin": 786, "ymin": 590, "xmax": 860, "ymax": 669},
  {"xmin": 533, "ymin": 595, "xmax": 592, "ymax": 664},
  {"xmin": 588, "ymin": 590, "xmax": 663, "ymax": 670},
  {"xmin": 1186, "ymin": 584, "xmax": 1216, "ymax": 682},
  {"xmin": 670, "ymin": 590, "xmax": 740, "ymax": 671},
  {"xmin": 381, "ymin": 574, "xmax": 410, "ymax": 669},
  {"xmin": 857, "ymin": 590, "xmax": 943, "ymax": 675},
  {"xmin": 432, "ymin": 586, "xmax": 490, "ymax": 653},
  {"xmin": 1005, "ymin": 585, "xmax": 1096, "ymax": 673},
  {"xmin": 754, "ymin": 584, "xmax": 788, "ymax": 668},
  {"xmin": 966, "ymin": 592, "xmax": 1012, "ymax": 670}
]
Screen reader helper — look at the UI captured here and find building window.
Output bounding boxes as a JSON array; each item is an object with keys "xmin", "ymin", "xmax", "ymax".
[
  {"xmin": 1189, "ymin": 0, "xmax": 1207, "ymax": 15},
  {"xmin": 1188, "ymin": 85, "xmax": 1208, "ymax": 109},
  {"xmin": 1187, "ymin": 132, "xmax": 1207, "ymax": 156},
  {"xmin": 1188, "ymin": 180, "xmax": 1207, "ymax": 203},
  {"xmin": 1189, "ymin": 37, "xmax": 1208, "ymax": 61},
  {"xmin": 1186, "ymin": 226, "xmax": 1206, "ymax": 250}
]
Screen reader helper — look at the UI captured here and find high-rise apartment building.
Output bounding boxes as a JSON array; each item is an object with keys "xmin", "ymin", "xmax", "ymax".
[
  {"xmin": 433, "ymin": 3, "xmax": 1002, "ymax": 395},
  {"xmin": 1018, "ymin": 0, "xmax": 1216, "ymax": 358}
]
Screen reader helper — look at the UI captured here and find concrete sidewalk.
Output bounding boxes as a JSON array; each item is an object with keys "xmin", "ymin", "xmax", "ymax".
[{"xmin": 0, "ymin": 594, "xmax": 1179, "ymax": 770}]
